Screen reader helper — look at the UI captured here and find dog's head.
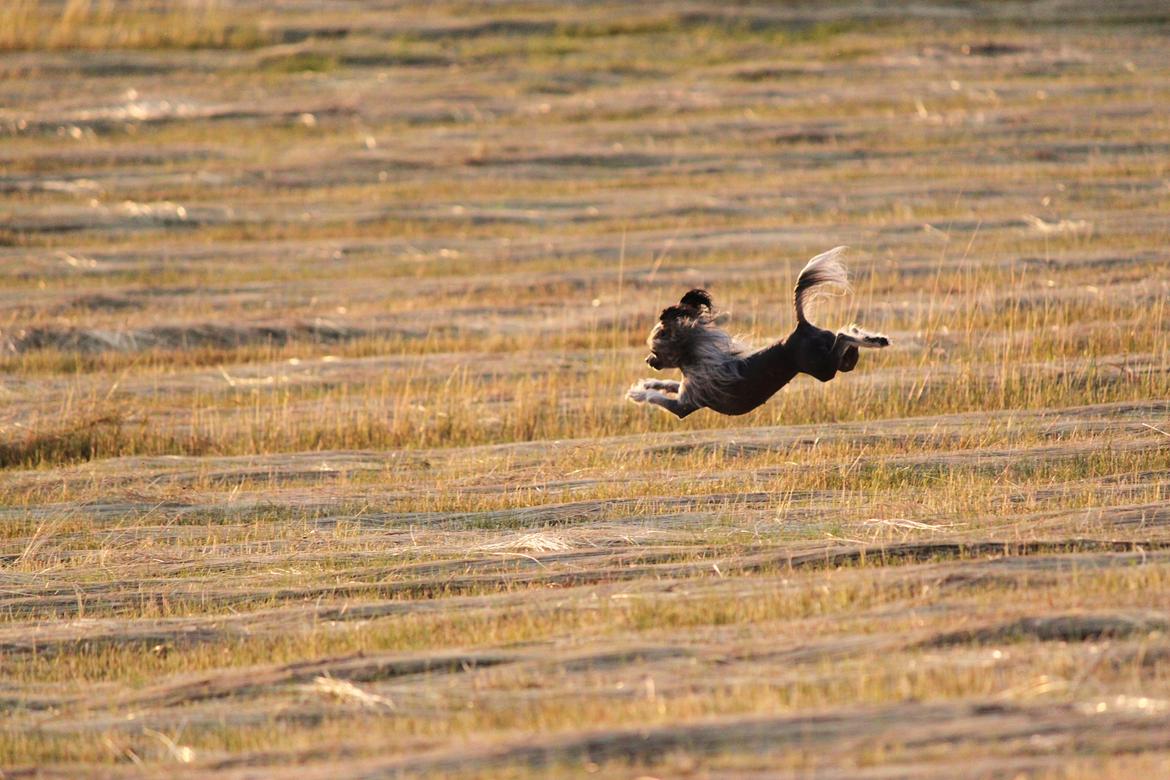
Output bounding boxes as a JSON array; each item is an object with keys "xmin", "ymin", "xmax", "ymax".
[{"xmin": 645, "ymin": 289, "xmax": 712, "ymax": 370}]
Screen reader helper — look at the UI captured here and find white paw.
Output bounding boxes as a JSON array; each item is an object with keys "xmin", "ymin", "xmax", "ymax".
[{"xmin": 628, "ymin": 383, "xmax": 669, "ymax": 405}]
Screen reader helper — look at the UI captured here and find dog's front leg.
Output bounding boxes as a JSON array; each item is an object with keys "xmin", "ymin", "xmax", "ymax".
[
  {"xmin": 636, "ymin": 379, "xmax": 681, "ymax": 393},
  {"xmin": 627, "ymin": 384, "xmax": 701, "ymax": 418},
  {"xmin": 648, "ymin": 392, "xmax": 701, "ymax": 418}
]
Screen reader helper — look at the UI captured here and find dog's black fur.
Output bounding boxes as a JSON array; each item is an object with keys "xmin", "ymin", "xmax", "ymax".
[{"xmin": 627, "ymin": 247, "xmax": 889, "ymax": 418}]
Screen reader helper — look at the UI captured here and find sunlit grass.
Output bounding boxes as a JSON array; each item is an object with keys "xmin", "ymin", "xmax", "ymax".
[
  {"xmin": 3, "ymin": 2, "xmax": 1170, "ymax": 776},
  {"xmin": 0, "ymin": 0, "xmax": 266, "ymax": 51}
]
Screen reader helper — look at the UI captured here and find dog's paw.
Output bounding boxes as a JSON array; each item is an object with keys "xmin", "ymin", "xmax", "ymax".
[
  {"xmin": 627, "ymin": 383, "xmax": 651, "ymax": 403},
  {"xmin": 867, "ymin": 334, "xmax": 890, "ymax": 347},
  {"xmin": 628, "ymin": 382, "xmax": 671, "ymax": 405}
]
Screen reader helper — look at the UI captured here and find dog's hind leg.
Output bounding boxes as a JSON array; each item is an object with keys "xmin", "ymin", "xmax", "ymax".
[
  {"xmin": 836, "ymin": 343, "xmax": 860, "ymax": 372},
  {"xmin": 839, "ymin": 325, "xmax": 889, "ymax": 348},
  {"xmin": 832, "ymin": 327, "xmax": 888, "ymax": 373}
]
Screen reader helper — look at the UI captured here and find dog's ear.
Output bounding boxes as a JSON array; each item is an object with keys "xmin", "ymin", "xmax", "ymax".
[
  {"xmin": 679, "ymin": 289, "xmax": 713, "ymax": 312},
  {"xmin": 658, "ymin": 304, "xmax": 690, "ymax": 323}
]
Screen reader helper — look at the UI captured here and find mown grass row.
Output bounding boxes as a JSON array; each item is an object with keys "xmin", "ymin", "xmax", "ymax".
[
  {"xmin": 3, "ymin": 559, "xmax": 1168, "ymax": 768},
  {"xmin": 3, "ymin": 342, "xmax": 1165, "ymax": 469}
]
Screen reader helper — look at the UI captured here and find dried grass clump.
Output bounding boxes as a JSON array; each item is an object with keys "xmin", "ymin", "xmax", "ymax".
[
  {"xmin": 306, "ymin": 675, "xmax": 396, "ymax": 712},
  {"xmin": 478, "ymin": 532, "xmax": 576, "ymax": 553}
]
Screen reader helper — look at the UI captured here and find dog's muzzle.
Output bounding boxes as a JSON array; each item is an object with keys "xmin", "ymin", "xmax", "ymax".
[{"xmin": 646, "ymin": 354, "xmax": 663, "ymax": 370}]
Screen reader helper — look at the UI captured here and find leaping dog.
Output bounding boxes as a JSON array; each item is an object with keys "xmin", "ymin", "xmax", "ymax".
[{"xmin": 627, "ymin": 247, "xmax": 889, "ymax": 418}]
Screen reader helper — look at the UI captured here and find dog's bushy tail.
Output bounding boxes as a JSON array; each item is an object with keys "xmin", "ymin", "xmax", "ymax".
[{"xmin": 794, "ymin": 246, "xmax": 851, "ymax": 324}]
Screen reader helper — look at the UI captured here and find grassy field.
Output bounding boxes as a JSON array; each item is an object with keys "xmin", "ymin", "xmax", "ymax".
[{"xmin": 2, "ymin": 1, "xmax": 1170, "ymax": 777}]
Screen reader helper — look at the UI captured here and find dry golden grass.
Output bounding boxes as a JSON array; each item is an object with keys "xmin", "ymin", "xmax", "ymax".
[
  {"xmin": 2, "ymin": 1, "xmax": 1170, "ymax": 777},
  {"xmin": 0, "ymin": 0, "xmax": 263, "ymax": 51}
]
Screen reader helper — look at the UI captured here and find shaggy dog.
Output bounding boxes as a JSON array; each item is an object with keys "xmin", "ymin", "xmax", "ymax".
[{"xmin": 627, "ymin": 247, "xmax": 889, "ymax": 418}]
